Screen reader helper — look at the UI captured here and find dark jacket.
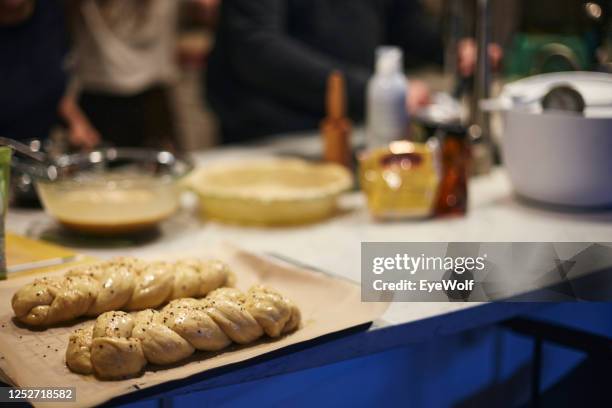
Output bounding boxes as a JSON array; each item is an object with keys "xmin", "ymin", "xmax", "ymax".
[
  {"xmin": 0, "ymin": 0, "xmax": 68, "ymax": 141},
  {"xmin": 206, "ymin": 0, "xmax": 443, "ymax": 144}
]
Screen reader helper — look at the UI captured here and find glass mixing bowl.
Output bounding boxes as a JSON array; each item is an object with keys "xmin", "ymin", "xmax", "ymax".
[{"xmin": 35, "ymin": 148, "xmax": 192, "ymax": 235}]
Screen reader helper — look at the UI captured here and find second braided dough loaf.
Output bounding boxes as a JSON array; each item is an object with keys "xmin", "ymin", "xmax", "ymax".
[{"xmin": 66, "ymin": 286, "xmax": 301, "ymax": 379}]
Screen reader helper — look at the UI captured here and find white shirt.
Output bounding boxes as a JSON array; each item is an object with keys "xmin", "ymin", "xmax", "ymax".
[{"xmin": 73, "ymin": 0, "xmax": 179, "ymax": 95}]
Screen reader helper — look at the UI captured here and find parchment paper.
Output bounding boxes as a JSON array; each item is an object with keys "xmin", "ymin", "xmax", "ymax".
[{"xmin": 0, "ymin": 245, "xmax": 388, "ymax": 407}]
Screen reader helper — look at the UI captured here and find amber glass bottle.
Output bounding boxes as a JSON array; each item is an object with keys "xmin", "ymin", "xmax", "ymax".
[
  {"xmin": 434, "ymin": 129, "xmax": 470, "ymax": 216},
  {"xmin": 321, "ymin": 71, "xmax": 352, "ymax": 168}
]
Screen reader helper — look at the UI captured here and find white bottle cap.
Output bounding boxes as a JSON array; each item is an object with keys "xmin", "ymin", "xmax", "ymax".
[{"xmin": 375, "ymin": 46, "xmax": 403, "ymax": 75}]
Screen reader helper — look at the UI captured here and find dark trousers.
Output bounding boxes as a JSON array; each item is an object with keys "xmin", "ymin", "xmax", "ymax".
[{"xmin": 79, "ymin": 85, "xmax": 180, "ymax": 151}]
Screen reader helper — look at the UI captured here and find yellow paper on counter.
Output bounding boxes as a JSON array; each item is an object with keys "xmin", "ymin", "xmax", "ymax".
[{"xmin": 5, "ymin": 233, "xmax": 96, "ymax": 279}]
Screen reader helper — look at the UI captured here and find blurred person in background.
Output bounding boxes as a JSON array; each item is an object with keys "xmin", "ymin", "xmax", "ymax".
[
  {"xmin": 0, "ymin": 0, "xmax": 100, "ymax": 149},
  {"xmin": 66, "ymin": 0, "xmax": 181, "ymax": 151},
  {"xmin": 206, "ymin": 0, "xmax": 499, "ymax": 144}
]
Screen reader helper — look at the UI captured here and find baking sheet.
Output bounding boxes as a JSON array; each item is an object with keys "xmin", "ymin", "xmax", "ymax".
[{"xmin": 0, "ymin": 244, "xmax": 388, "ymax": 407}]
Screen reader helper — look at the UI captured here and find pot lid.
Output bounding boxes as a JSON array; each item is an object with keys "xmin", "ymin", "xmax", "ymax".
[{"xmin": 482, "ymin": 72, "xmax": 612, "ymax": 118}]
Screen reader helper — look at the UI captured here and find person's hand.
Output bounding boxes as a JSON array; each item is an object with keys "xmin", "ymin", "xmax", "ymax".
[
  {"xmin": 59, "ymin": 96, "xmax": 101, "ymax": 150},
  {"xmin": 407, "ymin": 79, "xmax": 432, "ymax": 114},
  {"xmin": 67, "ymin": 116, "xmax": 101, "ymax": 150},
  {"xmin": 191, "ymin": 0, "xmax": 220, "ymax": 10},
  {"xmin": 0, "ymin": 0, "xmax": 34, "ymax": 25},
  {"xmin": 189, "ymin": 0, "xmax": 220, "ymax": 24},
  {"xmin": 457, "ymin": 38, "xmax": 503, "ymax": 78}
]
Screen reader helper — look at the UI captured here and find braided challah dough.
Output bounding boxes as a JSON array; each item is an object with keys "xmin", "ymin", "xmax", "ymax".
[
  {"xmin": 66, "ymin": 285, "xmax": 301, "ymax": 379},
  {"xmin": 11, "ymin": 258, "xmax": 234, "ymax": 327}
]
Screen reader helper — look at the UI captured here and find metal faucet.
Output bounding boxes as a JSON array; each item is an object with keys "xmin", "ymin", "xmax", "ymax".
[
  {"xmin": 469, "ymin": 0, "xmax": 494, "ymax": 174},
  {"xmin": 603, "ymin": 6, "xmax": 612, "ymax": 72}
]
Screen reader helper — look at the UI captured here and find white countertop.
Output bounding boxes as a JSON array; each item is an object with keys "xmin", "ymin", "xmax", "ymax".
[{"xmin": 7, "ymin": 134, "xmax": 612, "ymax": 327}]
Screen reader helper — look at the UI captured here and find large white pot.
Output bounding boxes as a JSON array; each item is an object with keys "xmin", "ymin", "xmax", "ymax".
[
  {"xmin": 502, "ymin": 110, "xmax": 612, "ymax": 207},
  {"xmin": 488, "ymin": 72, "xmax": 612, "ymax": 208}
]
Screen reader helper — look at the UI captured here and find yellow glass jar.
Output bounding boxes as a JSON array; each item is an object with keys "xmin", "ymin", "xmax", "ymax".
[{"xmin": 359, "ymin": 140, "xmax": 441, "ymax": 220}]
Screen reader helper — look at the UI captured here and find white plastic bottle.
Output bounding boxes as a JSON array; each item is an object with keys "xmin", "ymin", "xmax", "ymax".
[{"xmin": 366, "ymin": 46, "xmax": 409, "ymax": 148}]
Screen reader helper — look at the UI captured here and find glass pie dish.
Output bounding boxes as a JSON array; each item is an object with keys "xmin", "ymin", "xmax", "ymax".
[{"xmin": 184, "ymin": 158, "xmax": 353, "ymax": 226}]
